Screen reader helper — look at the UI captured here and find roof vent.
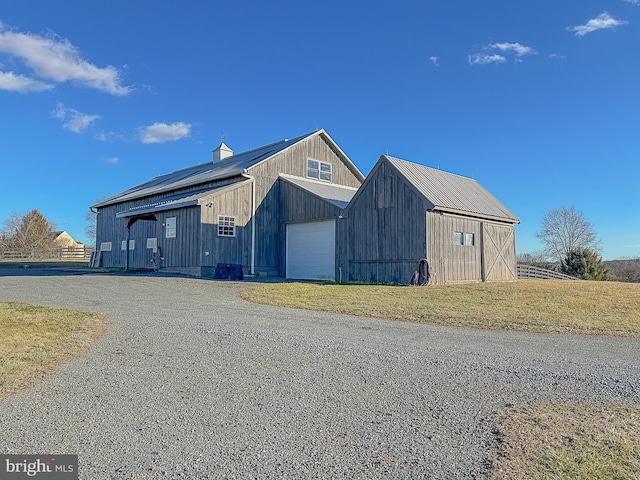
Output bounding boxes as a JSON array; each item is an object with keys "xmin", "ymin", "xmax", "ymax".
[{"xmin": 212, "ymin": 143, "xmax": 233, "ymax": 162}]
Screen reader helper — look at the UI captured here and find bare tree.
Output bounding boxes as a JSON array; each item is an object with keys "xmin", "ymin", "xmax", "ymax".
[
  {"xmin": 536, "ymin": 206, "xmax": 600, "ymax": 263},
  {"xmin": 85, "ymin": 209, "xmax": 97, "ymax": 248},
  {"xmin": 85, "ymin": 197, "xmax": 110, "ymax": 248},
  {"xmin": 1, "ymin": 210, "xmax": 58, "ymax": 258}
]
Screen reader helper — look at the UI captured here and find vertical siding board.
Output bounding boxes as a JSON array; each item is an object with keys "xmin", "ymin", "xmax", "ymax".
[
  {"xmin": 205, "ymin": 183, "xmax": 252, "ymax": 270},
  {"xmin": 346, "ymin": 163, "xmax": 426, "ymax": 284},
  {"xmin": 425, "ymin": 211, "xmax": 488, "ymax": 284}
]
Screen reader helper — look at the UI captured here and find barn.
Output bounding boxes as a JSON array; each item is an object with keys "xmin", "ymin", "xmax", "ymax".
[
  {"xmin": 92, "ymin": 130, "xmax": 364, "ymax": 279},
  {"xmin": 335, "ymin": 155, "xmax": 520, "ymax": 285}
]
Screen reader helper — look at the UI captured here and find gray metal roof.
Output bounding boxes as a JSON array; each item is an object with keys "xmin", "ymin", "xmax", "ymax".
[
  {"xmin": 280, "ymin": 175, "xmax": 358, "ymax": 209},
  {"xmin": 114, "ymin": 187, "xmax": 224, "ymax": 218},
  {"xmin": 96, "ymin": 130, "xmax": 358, "ymax": 208},
  {"xmin": 383, "ymin": 155, "xmax": 519, "ymax": 223}
]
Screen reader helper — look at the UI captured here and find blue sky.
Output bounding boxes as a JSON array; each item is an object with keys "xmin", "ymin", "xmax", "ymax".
[{"xmin": 1, "ymin": 0, "xmax": 639, "ymax": 260}]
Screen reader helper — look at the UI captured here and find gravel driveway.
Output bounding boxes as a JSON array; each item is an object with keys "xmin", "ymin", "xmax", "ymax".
[{"xmin": 0, "ymin": 268, "xmax": 638, "ymax": 479}]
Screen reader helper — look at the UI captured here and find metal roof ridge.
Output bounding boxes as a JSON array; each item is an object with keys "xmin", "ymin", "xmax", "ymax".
[{"xmin": 383, "ymin": 154, "xmax": 478, "ymax": 182}]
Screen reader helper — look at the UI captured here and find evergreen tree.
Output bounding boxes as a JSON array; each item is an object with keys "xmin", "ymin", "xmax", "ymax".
[{"xmin": 561, "ymin": 248, "xmax": 609, "ymax": 281}]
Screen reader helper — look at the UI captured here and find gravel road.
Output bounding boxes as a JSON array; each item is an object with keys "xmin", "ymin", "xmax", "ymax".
[{"xmin": 0, "ymin": 268, "xmax": 638, "ymax": 479}]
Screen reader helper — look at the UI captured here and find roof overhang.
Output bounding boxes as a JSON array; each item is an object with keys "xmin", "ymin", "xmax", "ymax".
[
  {"xmin": 115, "ymin": 189, "xmax": 213, "ymax": 219},
  {"xmin": 429, "ymin": 207, "xmax": 520, "ymax": 224}
]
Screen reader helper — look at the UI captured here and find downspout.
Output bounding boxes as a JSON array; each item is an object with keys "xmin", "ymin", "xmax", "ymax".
[
  {"xmin": 242, "ymin": 173, "xmax": 256, "ymax": 275},
  {"xmin": 125, "ymin": 224, "xmax": 131, "ymax": 271}
]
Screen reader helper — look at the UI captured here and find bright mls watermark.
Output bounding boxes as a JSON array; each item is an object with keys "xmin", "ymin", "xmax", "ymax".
[{"xmin": 1, "ymin": 455, "xmax": 77, "ymax": 479}]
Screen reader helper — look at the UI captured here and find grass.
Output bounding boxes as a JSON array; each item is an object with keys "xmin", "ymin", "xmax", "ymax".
[
  {"xmin": 241, "ymin": 280, "xmax": 640, "ymax": 336},
  {"xmin": 0, "ymin": 302, "xmax": 108, "ymax": 400},
  {"xmin": 490, "ymin": 404, "xmax": 640, "ymax": 479}
]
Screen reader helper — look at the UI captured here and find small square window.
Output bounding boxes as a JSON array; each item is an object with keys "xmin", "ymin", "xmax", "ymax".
[
  {"xmin": 218, "ymin": 215, "xmax": 236, "ymax": 237},
  {"xmin": 465, "ymin": 233, "xmax": 475, "ymax": 246},
  {"xmin": 453, "ymin": 231, "xmax": 463, "ymax": 245}
]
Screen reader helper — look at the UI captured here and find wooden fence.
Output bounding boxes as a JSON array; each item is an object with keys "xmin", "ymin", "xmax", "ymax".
[
  {"xmin": 0, "ymin": 246, "xmax": 95, "ymax": 260},
  {"xmin": 517, "ymin": 264, "xmax": 578, "ymax": 280}
]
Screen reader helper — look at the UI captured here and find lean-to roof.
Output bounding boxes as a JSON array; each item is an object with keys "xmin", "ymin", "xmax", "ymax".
[
  {"xmin": 114, "ymin": 182, "xmax": 250, "ymax": 219},
  {"xmin": 280, "ymin": 174, "xmax": 358, "ymax": 209}
]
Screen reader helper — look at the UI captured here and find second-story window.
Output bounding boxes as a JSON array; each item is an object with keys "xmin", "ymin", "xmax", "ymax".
[{"xmin": 307, "ymin": 159, "xmax": 332, "ymax": 182}]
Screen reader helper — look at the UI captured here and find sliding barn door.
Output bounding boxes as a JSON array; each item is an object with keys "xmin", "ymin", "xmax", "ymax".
[{"xmin": 482, "ymin": 222, "xmax": 517, "ymax": 281}]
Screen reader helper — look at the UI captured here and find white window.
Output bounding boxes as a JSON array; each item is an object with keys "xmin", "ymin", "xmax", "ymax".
[
  {"xmin": 99, "ymin": 242, "xmax": 112, "ymax": 252},
  {"xmin": 453, "ymin": 232, "xmax": 463, "ymax": 246},
  {"xmin": 147, "ymin": 237, "xmax": 158, "ymax": 253},
  {"xmin": 307, "ymin": 159, "xmax": 332, "ymax": 182},
  {"xmin": 465, "ymin": 233, "xmax": 475, "ymax": 246},
  {"xmin": 121, "ymin": 240, "xmax": 135, "ymax": 250},
  {"xmin": 218, "ymin": 215, "xmax": 236, "ymax": 237}
]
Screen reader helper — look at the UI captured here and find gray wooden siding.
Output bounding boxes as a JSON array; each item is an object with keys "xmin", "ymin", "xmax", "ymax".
[
  {"xmin": 95, "ymin": 134, "xmax": 362, "ymax": 274},
  {"xmin": 154, "ymin": 207, "xmax": 201, "ymax": 268},
  {"xmin": 200, "ymin": 182, "xmax": 253, "ymax": 270},
  {"xmin": 96, "ymin": 206, "xmax": 201, "ymax": 269},
  {"xmin": 338, "ymin": 162, "xmax": 428, "ymax": 284},
  {"xmin": 426, "ymin": 212, "xmax": 483, "ymax": 285},
  {"xmin": 249, "ymin": 134, "xmax": 362, "ymax": 189},
  {"xmin": 279, "ymin": 180, "xmax": 342, "ymax": 277},
  {"xmin": 95, "ymin": 176, "xmax": 243, "ymax": 268},
  {"xmin": 248, "ymin": 134, "xmax": 362, "ymax": 276}
]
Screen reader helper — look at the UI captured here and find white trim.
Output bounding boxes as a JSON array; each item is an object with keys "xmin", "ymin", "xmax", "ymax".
[
  {"xmin": 307, "ymin": 158, "xmax": 332, "ymax": 182},
  {"xmin": 218, "ymin": 215, "xmax": 236, "ymax": 237}
]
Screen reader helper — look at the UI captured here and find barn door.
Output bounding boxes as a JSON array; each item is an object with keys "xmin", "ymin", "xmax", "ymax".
[{"xmin": 482, "ymin": 223, "xmax": 516, "ymax": 281}]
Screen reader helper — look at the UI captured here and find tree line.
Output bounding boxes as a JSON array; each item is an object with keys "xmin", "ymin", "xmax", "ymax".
[{"xmin": 519, "ymin": 205, "xmax": 640, "ymax": 282}]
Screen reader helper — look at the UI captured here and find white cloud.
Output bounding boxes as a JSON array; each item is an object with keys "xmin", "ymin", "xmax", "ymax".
[
  {"xmin": 567, "ymin": 12, "xmax": 628, "ymax": 36},
  {"xmin": 489, "ymin": 42, "xmax": 537, "ymax": 57},
  {"xmin": 50, "ymin": 102, "xmax": 100, "ymax": 133},
  {"xmin": 623, "ymin": 0, "xmax": 640, "ymax": 5},
  {"xmin": 64, "ymin": 111, "xmax": 100, "ymax": 133},
  {"xmin": 429, "ymin": 56, "xmax": 439, "ymax": 67},
  {"xmin": 468, "ymin": 41, "xmax": 536, "ymax": 66},
  {"xmin": 467, "ymin": 53, "xmax": 506, "ymax": 65},
  {"xmin": 106, "ymin": 157, "xmax": 119, "ymax": 164},
  {"xmin": 0, "ymin": 22, "xmax": 132, "ymax": 95},
  {"xmin": 139, "ymin": 122, "xmax": 191, "ymax": 144},
  {"xmin": 549, "ymin": 53, "xmax": 567, "ymax": 60},
  {"xmin": 0, "ymin": 70, "xmax": 53, "ymax": 92}
]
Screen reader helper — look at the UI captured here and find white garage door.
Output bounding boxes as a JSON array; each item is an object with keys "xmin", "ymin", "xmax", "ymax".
[{"xmin": 286, "ymin": 219, "xmax": 336, "ymax": 280}]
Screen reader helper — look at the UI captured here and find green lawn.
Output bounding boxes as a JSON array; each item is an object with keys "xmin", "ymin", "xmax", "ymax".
[{"xmin": 242, "ymin": 279, "xmax": 640, "ymax": 336}]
